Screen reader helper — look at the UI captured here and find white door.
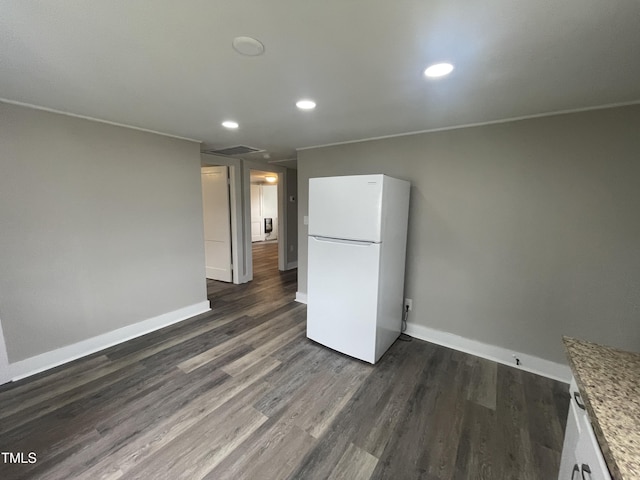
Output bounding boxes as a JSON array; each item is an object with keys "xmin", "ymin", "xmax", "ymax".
[
  {"xmin": 309, "ymin": 175, "xmax": 384, "ymax": 242},
  {"xmin": 202, "ymin": 166, "xmax": 233, "ymax": 282},
  {"xmin": 250, "ymin": 184, "xmax": 263, "ymax": 242}
]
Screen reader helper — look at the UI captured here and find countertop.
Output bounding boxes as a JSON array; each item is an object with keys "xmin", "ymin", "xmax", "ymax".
[{"xmin": 563, "ymin": 337, "xmax": 640, "ymax": 480}]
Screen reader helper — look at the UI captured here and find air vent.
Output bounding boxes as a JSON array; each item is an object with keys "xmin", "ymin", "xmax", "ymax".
[{"xmin": 204, "ymin": 145, "xmax": 263, "ymax": 156}]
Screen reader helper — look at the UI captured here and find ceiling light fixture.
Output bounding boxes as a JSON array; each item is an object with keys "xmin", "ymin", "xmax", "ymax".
[
  {"xmin": 232, "ymin": 36, "xmax": 265, "ymax": 56},
  {"xmin": 222, "ymin": 120, "xmax": 239, "ymax": 129},
  {"xmin": 424, "ymin": 63, "xmax": 454, "ymax": 78},
  {"xmin": 265, "ymin": 175, "xmax": 277, "ymax": 183},
  {"xmin": 296, "ymin": 99, "xmax": 316, "ymax": 110}
]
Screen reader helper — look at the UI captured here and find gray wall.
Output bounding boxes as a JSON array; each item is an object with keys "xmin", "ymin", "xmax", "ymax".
[
  {"xmin": 0, "ymin": 102, "xmax": 207, "ymax": 362},
  {"xmin": 286, "ymin": 168, "xmax": 298, "ymax": 266},
  {"xmin": 297, "ymin": 105, "xmax": 640, "ymax": 364}
]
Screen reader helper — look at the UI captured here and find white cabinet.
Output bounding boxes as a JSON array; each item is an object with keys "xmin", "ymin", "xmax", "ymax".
[
  {"xmin": 576, "ymin": 423, "xmax": 612, "ymax": 480},
  {"xmin": 558, "ymin": 388, "xmax": 580, "ymax": 479},
  {"xmin": 558, "ymin": 378, "xmax": 611, "ymax": 480}
]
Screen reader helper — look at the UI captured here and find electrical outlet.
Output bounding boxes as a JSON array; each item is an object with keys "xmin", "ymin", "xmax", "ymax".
[{"xmin": 404, "ymin": 298, "xmax": 413, "ymax": 311}]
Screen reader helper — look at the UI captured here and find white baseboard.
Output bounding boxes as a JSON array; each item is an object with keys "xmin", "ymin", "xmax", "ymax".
[
  {"xmin": 7, "ymin": 301, "xmax": 211, "ymax": 383},
  {"xmin": 286, "ymin": 261, "xmax": 298, "ymax": 270},
  {"xmin": 295, "ymin": 292, "xmax": 307, "ymax": 304},
  {"xmin": 404, "ymin": 322, "xmax": 571, "ymax": 383}
]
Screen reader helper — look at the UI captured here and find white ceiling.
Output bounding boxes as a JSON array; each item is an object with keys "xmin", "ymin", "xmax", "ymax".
[{"xmin": 2, "ymin": 1, "xmax": 640, "ymax": 166}]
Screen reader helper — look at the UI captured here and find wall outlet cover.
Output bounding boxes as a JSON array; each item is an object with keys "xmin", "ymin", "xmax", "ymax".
[{"xmin": 404, "ymin": 298, "xmax": 413, "ymax": 311}]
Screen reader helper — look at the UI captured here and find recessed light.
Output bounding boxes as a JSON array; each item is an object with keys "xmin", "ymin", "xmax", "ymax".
[
  {"xmin": 296, "ymin": 99, "xmax": 316, "ymax": 110},
  {"xmin": 265, "ymin": 175, "xmax": 277, "ymax": 183},
  {"xmin": 424, "ymin": 63, "xmax": 454, "ymax": 78},
  {"xmin": 232, "ymin": 36, "xmax": 265, "ymax": 56},
  {"xmin": 222, "ymin": 120, "xmax": 239, "ymax": 129}
]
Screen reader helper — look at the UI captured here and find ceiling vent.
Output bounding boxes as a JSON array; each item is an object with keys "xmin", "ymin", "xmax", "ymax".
[{"xmin": 204, "ymin": 145, "xmax": 263, "ymax": 156}]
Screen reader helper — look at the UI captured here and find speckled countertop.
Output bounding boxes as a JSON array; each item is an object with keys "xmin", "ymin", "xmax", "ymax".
[{"xmin": 563, "ymin": 337, "xmax": 640, "ymax": 480}]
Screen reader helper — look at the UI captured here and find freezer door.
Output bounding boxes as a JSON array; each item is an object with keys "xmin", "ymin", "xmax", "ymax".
[
  {"xmin": 309, "ymin": 175, "xmax": 383, "ymax": 242},
  {"xmin": 307, "ymin": 236, "xmax": 380, "ymax": 363}
]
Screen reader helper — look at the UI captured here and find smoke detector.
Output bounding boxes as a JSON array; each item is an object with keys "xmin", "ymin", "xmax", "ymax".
[{"xmin": 232, "ymin": 36, "xmax": 265, "ymax": 56}]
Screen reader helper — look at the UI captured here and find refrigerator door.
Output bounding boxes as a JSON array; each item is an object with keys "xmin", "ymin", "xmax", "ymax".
[
  {"xmin": 309, "ymin": 175, "xmax": 384, "ymax": 242},
  {"xmin": 307, "ymin": 235, "xmax": 380, "ymax": 363}
]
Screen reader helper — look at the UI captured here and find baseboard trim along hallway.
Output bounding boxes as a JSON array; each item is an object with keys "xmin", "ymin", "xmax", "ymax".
[
  {"xmin": 6, "ymin": 301, "xmax": 211, "ymax": 383},
  {"xmin": 404, "ymin": 322, "xmax": 571, "ymax": 383}
]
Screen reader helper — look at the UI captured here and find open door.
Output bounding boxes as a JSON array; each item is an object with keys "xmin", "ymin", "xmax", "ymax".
[
  {"xmin": 202, "ymin": 166, "xmax": 233, "ymax": 282},
  {"xmin": 250, "ymin": 184, "xmax": 264, "ymax": 242}
]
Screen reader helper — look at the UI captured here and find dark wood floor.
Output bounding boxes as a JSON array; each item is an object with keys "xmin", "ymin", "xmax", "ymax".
[{"xmin": 0, "ymin": 242, "xmax": 569, "ymax": 480}]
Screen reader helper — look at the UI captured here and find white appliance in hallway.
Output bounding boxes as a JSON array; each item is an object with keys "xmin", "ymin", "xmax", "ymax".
[{"xmin": 306, "ymin": 174, "xmax": 410, "ymax": 364}]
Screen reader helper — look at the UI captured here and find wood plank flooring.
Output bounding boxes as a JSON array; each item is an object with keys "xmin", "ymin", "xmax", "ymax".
[{"xmin": 0, "ymin": 242, "xmax": 569, "ymax": 480}]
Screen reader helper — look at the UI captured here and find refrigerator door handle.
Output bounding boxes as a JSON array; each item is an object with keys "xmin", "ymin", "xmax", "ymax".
[{"xmin": 310, "ymin": 236, "xmax": 378, "ymax": 246}]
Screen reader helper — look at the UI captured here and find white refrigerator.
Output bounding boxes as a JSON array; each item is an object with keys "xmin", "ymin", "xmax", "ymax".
[{"xmin": 306, "ymin": 174, "xmax": 411, "ymax": 364}]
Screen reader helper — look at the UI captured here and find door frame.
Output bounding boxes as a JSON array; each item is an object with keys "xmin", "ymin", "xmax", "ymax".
[
  {"xmin": 201, "ymin": 154, "xmax": 248, "ymax": 284},
  {"xmin": 201, "ymin": 154, "xmax": 291, "ymax": 283},
  {"xmin": 244, "ymin": 160, "xmax": 288, "ymax": 275}
]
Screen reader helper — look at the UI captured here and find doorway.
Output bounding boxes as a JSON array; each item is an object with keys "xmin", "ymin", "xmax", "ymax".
[
  {"xmin": 201, "ymin": 152, "xmax": 294, "ymax": 284},
  {"xmin": 250, "ymin": 170, "xmax": 279, "ymax": 244},
  {"xmin": 250, "ymin": 170, "xmax": 281, "ymax": 276}
]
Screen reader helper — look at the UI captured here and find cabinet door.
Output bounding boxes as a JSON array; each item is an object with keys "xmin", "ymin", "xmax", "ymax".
[
  {"xmin": 575, "ymin": 421, "xmax": 612, "ymax": 480},
  {"xmin": 558, "ymin": 398, "xmax": 581, "ymax": 480},
  {"xmin": 559, "ymin": 378, "xmax": 612, "ymax": 480}
]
